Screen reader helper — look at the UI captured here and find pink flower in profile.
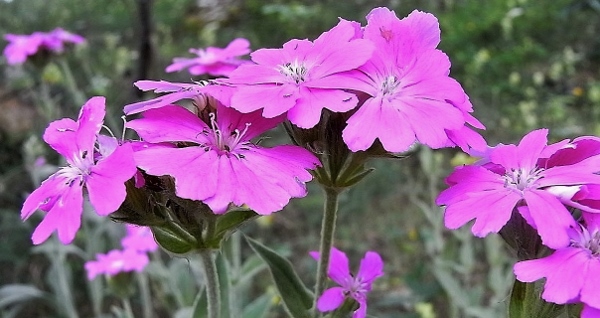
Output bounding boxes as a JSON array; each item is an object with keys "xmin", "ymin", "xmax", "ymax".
[
  {"xmin": 513, "ymin": 213, "xmax": 600, "ymax": 315},
  {"xmin": 121, "ymin": 224, "xmax": 158, "ymax": 253},
  {"xmin": 437, "ymin": 129, "xmax": 600, "ymax": 248},
  {"xmin": 166, "ymin": 38, "xmax": 251, "ymax": 76},
  {"xmin": 127, "ymin": 103, "xmax": 320, "ymax": 214},
  {"xmin": 321, "ymin": 8, "xmax": 483, "ymax": 152},
  {"xmin": 3, "ymin": 28, "xmax": 84, "ymax": 65},
  {"xmin": 21, "ymin": 97, "xmax": 137, "ymax": 245},
  {"xmin": 123, "ymin": 80, "xmax": 233, "ymax": 115},
  {"xmin": 310, "ymin": 248, "xmax": 384, "ymax": 318},
  {"xmin": 228, "ymin": 19, "xmax": 374, "ymax": 128},
  {"xmin": 85, "ymin": 248, "xmax": 149, "ymax": 280}
]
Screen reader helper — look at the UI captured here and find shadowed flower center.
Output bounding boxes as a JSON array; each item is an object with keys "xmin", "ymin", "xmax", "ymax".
[
  {"xmin": 572, "ymin": 226, "xmax": 600, "ymax": 256},
  {"xmin": 503, "ymin": 167, "xmax": 543, "ymax": 191},
  {"xmin": 202, "ymin": 113, "xmax": 252, "ymax": 157},
  {"xmin": 278, "ymin": 60, "xmax": 308, "ymax": 84},
  {"xmin": 380, "ymin": 75, "xmax": 401, "ymax": 96}
]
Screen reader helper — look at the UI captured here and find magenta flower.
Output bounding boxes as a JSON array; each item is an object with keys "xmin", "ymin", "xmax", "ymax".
[
  {"xmin": 320, "ymin": 8, "xmax": 482, "ymax": 152},
  {"xmin": 121, "ymin": 224, "xmax": 158, "ymax": 253},
  {"xmin": 127, "ymin": 103, "xmax": 320, "ymax": 214},
  {"xmin": 123, "ymin": 80, "xmax": 233, "ymax": 115},
  {"xmin": 21, "ymin": 97, "xmax": 137, "ymax": 245},
  {"xmin": 513, "ymin": 213, "xmax": 600, "ymax": 312},
  {"xmin": 310, "ymin": 248, "xmax": 384, "ymax": 318},
  {"xmin": 228, "ymin": 19, "xmax": 374, "ymax": 128},
  {"xmin": 437, "ymin": 129, "xmax": 600, "ymax": 248},
  {"xmin": 85, "ymin": 248, "xmax": 149, "ymax": 280},
  {"xmin": 3, "ymin": 28, "xmax": 84, "ymax": 65},
  {"xmin": 166, "ymin": 38, "xmax": 251, "ymax": 76}
]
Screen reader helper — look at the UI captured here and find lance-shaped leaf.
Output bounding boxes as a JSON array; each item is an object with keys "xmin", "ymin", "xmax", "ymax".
[{"xmin": 246, "ymin": 236, "xmax": 313, "ymax": 318}]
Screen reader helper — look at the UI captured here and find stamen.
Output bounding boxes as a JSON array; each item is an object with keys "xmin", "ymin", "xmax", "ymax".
[
  {"xmin": 278, "ymin": 60, "xmax": 308, "ymax": 84},
  {"xmin": 381, "ymin": 76, "xmax": 400, "ymax": 96}
]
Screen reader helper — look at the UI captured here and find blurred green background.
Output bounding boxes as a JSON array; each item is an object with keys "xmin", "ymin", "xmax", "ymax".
[{"xmin": 1, "ymin": 0, "xmax": 599, "ymax": 317}]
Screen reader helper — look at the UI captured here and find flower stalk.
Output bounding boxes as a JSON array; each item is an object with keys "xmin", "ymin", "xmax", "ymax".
[
  {"xmin": 200, "ymin": 249, "xmax": 221, "ymax": 318},
  {"xmin": 313, "ymin": 186, "xmax": 340, "ymax": 317}
]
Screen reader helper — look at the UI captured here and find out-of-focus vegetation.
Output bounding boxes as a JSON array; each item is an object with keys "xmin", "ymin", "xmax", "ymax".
[{"xmin": 0, "ymin": 0, "xmax": 599, "ymax": 317}]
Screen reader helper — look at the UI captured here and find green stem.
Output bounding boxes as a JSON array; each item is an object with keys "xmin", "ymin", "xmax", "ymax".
[
  {"xmin": 200, "ymin": 249, "xmax": 221, "ymax": 318},
  {"xmin": 122, "ymin": 297, "xmax": 134, "ymax": 318},
  {"xmin": 137, "ymin": 272, "xmax": 153, "ymax": 318},
  {"xmin": 313, "ymin": 187, "xmax": 340, "ymax": 318}
]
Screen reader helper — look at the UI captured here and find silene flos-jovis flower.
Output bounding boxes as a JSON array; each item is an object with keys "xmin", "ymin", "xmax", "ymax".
[
  {"xmin": 21, "ymin": 97, "xmax": 137, "ymax": 245},
  {"xmin": 437, "ymin": 129, "xmax": 600, "ymax": 249},
  {"xmin": 3, "ymin": 27, "xmax": 85, "ymax": 65},
  {"xmin": 126, "ymin": 100, "xmax": 321, "ymax": 215},
  {"xmin": 166, "ymin": 38, "xmax": 251, "ymax": 77},
  {"xmin": 310, "ymin": 248, "xmax": 384, "ymax": 318},
  {"xmin": 514, "ymin": 212, "xmax": 600, "ymax": 318}
]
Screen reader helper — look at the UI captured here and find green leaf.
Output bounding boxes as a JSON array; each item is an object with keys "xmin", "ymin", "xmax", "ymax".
[
  {"xmin": 191, "ymin": 289, "xmax": 208, "ymax": 318},
  {"xmin": 509, "ymin": 279, "xmax": 564, "ymax": 318},
  {"xmin": 242, "ymin": 293, "xmax": 274, "ymax": 318},
  {"xmin": 246, "ymin": 236, "xmax": 313, "ymax": 318},
  {"xmin": 214, "ymin": 209, "xmax": 258, "ymax": 241},
  {"xmin": 0, "ymin": 284, "xmax": 53, "ymax": 308},
  {"xmin": 151, "ymin": 225, "xmax": 196, "ymax": 254}
]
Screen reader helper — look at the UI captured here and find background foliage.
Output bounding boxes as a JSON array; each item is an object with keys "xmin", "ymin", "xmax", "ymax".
[{"xmin": 1, "ymin": 0, "xmax": 599, "ymax": 317}]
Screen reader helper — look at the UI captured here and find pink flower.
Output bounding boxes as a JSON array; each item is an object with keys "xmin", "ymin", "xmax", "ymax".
[
  {"xmin": 3, "ymin": 28, "xmax": 84, "ymax": 65},
  {"xmin": 121, "ymin": 224, "xmax": 158, "ymax": 253},
  {"xmin": 513, "ymin": 213, "xmax": 600, "ymax": 313},
  {"xmin": 437, "ymin": 129, "xmax": 600, "ymax": 248},
  {"xmin": 228, "ymin": 19, "xmax": 374, "ymax": 128},
  {"xmin": 127, "ymin": 103, "xmax": 320, "ymax": 214},
  {"xmin": 21, "ymin": 97, "xmax": 137, "ymax": 245},
  {"xmin": 166, "ymin": 38, "xmax": 251, "ymax": 76},
  {"xmin": 123, "ymin": 80, "xmax": 233, "ymax": 115},
  {"xmin": 310, "ymin": 248, "xmax": 384, "ymax": 318},
  {"xmin": 323, "ymin": 8, "xmax": 483, "ymax": 152},
  {"xmin": 85, "ymin": 248, "xmax": 149, "ymax": 280}
]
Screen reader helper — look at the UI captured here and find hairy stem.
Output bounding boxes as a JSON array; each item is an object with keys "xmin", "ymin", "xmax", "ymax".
[
  {"xmin": 200, "ymin": 249, "xmax": 221, "ymax": 318},
  {"xmin": 313, "ymin": 186, "xmax": 340, "ymax": 317}
]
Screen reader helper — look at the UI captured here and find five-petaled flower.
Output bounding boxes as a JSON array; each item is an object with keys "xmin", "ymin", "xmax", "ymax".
[
  {"xmin": 228, "ymin": 19, "xmax": 374, "ymax": 128},
  {"xmin": 20, "ymin": 97, "xmax": 137, "ymax": 245},
  {"xmin": 514, "ymin": 212, "xmax": 600, "ymax": 317},
  {"xmin": 127, "ymin": 101, "xmax": 320, "ymax": 214},
  {"xmin": 310, "ymin": 247, "xmax": 384, "ymax": 318},
  {"xmin": 437, "ymin": 129, "xmax": 600, "ymax": 249}
]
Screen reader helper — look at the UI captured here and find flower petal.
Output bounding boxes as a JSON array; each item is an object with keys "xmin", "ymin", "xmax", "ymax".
[{"xmin": 317, "ymin": 287, "xmax": 346, "ymax": 312}]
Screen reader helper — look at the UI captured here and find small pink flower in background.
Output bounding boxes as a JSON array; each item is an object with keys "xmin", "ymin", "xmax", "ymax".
[
  {"xmin": 21, "ymin": 97, "xmax": 137, "ymax": 245},
  {"xmin": 513, "ymin": 212, "xmax": 600, "ymax": 314},
  {"xmin": 310, "ymin": 248, "xmax": 384, "ymax": 318},
  {"xmin": 3, "ymin": 28, "xmax": 84, "ymax": 65},
  {"xmin": 85, "ymin": 248, "xmax": 149, "ymax": 280},
  {"xmin": 321, "ymin": 8, "xmax": 482, "ymax": 152},
  {"xmin": 437, "ymin": 129, "xmax": 600, "ymax": 249},
  {"xmin": 228, "ymin": 19, "xmax": 374, "ymax": 128},
  {"xmin": 127, "ymin": 102, "xmax": 320, "ymax": 214},
  {"xmin": 121, "ymin": 225, "xmax": 158, "ymax": 253},
  {"xmin": 166, "ymin": 38, "xmax": 251, "ymax": 76}
]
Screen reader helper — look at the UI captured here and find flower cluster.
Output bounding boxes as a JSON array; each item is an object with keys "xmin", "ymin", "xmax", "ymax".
[
  {"xmin": 85, "ymin": 224, "xmax": 157, "ymax": 280},
  {"xmin": 437, "ymin": 129, "xmax": 600, "ymax": 315},
  {"xmin": 3, "ymin": 28, "xmax": 84, "ymax": 65},
  {"xmin": 310, "ymin": 248, "xmax": 384, "ymax": 318}
]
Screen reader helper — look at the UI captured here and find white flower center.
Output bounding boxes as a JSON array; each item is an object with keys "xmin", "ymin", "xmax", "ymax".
[
  {"xmin": 278, "ymin": 60, "xmax": 308, "ymax": 84},
  {"xmin": 572, "ymin": 226, "xmax": 600, "ymax": 256},
  {"xmin": 201, "ymin": 113, "xmax": 252, "ymax": 158},
  {"xmin": 380, "ymin": 75, "xmax": 401, "ymax": 96},
  {"xmin": 503, "ymin": 167, "xmax": 543, "ymax": 191},
  {"xmin": 56, "ymin": 150, "xmax": 94, "ymax": 186}
]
